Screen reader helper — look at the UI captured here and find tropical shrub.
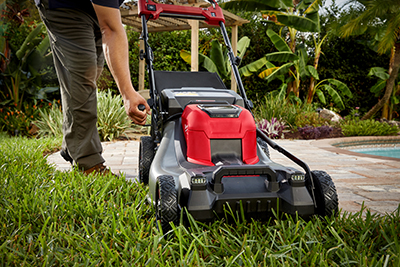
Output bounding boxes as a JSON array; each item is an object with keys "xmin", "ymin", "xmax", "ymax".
[
  {"xmin": 34, "ymin": 90, "xmax": 132, "ymax": 141},
  {"xmin": 253, "ymin": 93, "xmax": 299, "ymax": 127},
  {"xmin": 180, "ymin": 36, "xmax": 251, "ymax": 83},
  {"xmin": 341, "ymin": 118, "xmax": 399, "ymax": 137},
  {"xmin": 294, "ymin": 109, "xmax": 332, "ymax": 128},
  {"xmin": 367, "ymin": 67, "xmax": 400, "ymax": 120},
  {"xmin": 97, "ymin": 89, "xmax": 132, "ymax": 141},
  {"xmin": 1, "ymin": 21, "xmax": 57, "ymax": 110},
  {"xmin": 257, "ymin": 118, "xmax": 287, "ymax": 139},
  {"xmin": 253, "ymin": 93, "xmax": 332, "ymax": 130},
  {"xmin": 34, "ymin": 101, "xmax": 63, "ymax": 138},
  {"xmin": 0, "ymin": 101, "xmax": 43, "ymax": 136}
]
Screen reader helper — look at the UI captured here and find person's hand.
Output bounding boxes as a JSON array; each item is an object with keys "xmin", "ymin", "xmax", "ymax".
[{"xmin": 122, "ymin": 89, "xmax": 150, "ymax": 125}]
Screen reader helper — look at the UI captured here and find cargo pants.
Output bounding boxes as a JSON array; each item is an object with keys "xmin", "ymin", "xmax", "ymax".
[{"xmin": 36, "ymin": 0, "xmax": 105, "ymax": 170}]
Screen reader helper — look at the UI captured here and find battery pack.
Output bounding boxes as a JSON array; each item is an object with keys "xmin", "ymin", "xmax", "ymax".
[{"xmin": 182, "ymin": 104, "xmax": 259, "ymax": 166}]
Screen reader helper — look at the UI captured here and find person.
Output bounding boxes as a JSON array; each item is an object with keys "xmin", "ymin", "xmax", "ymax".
[{"xmin": 35, "ymin": 0, "xmax": 150, "ymax": 175}]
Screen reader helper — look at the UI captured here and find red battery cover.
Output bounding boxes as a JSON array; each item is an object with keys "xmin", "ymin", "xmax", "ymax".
[{"xmin": 181, "ymin": 104, "xmax": 259, "ymax": 166}]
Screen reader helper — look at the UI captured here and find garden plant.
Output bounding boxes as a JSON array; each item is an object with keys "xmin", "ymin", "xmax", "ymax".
[{"xmin": 33, "ymin": 90, "xmax": 134, "ymax": 142}]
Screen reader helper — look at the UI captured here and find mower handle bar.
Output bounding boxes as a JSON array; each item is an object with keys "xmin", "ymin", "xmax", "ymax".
[{"xmin": 138, "ymin": 0, "xmax": 225, "ymax": 26}]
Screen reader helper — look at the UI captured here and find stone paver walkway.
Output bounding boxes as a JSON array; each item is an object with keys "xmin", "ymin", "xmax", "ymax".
[
  {"xmin": 48, "ymin": 141, "xmax": 140, "ymax": 181},
  {"xmin": 47, "ymin": 137, "xmax": 400, "ymax": 215}
]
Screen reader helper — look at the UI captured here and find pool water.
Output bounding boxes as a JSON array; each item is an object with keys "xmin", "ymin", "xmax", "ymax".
[{"xmin": 350, "ymin": 147, "xmax": 400, "ymax": 159}]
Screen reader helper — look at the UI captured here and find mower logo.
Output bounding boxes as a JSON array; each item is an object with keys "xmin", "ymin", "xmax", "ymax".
[
  {"xmin": 184, "ymin": 124, "xmax": 189, "ymax": 134},
  {"xmin": 176, "ymin": 92, "xmax": 199, "ymax": 96}
]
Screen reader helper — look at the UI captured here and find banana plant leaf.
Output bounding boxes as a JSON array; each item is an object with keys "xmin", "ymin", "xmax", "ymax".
[
  {"xmin": 180, "ymin": 49, "xmax": 191, "ymax": 64},
  {"xmin": 16, "ymin": 23, "xmax": 44, "ymax": 60},
  {"xmin": 326, "ymin": 79, "xmax": 353, "ymax": 98},
  {"xmin": 302, "ymin": 0, "xmax": 322, "ymax": 14},
  {"xmin": 221, "ymin": 0, "xmax": 293, "ymax": 11},
  {"xmin": 30, "ymin": 86, "xmax": 59, "ymax": 100},
  {"xmin": 297, "ymin": 47, "xmax": 309, "ymax": 79},
  {"xmin": 271, "ymin": 12, "xmax": 320, "ymax": 32},
  {"xmin": 210, "ymin": 39, "xmax": 228, "ymax": 79},
  {"xmin": 266, "ymin": 29, "xmax": 291, "ymax": 52},
  {"xmin": 307, "ymin": 65, "xmax": 319, "ymax": 80},
  {"xmin": 368, "ymin": 67, "xmax": 390, "ymax": 80},
  {"xmin": 370, "ymin": 80, "xmax": 387, "ymax": 95},
  {"xmin": 259, "ymin": 62, "xmax": 294, "ymax": 82},
  {"xmin": 258, "ymin": 67, "xmax": 279, "ymax": 79},
  {"xmin": 27, "ymin": 36, "xmax": 51, "ymax": 72},
  {"xmin": 180, "ymin": 36, "xmax": 251, "ymax": 80},
  {"xmin": 35, "ymin": 35, "xmax": 50, "ymax": 57},
  {"xmin": 239, "ymin": 57, "xmax": 269, "ymax": 76},
  {"xmin": 306, "ymin": 11, "xmax": 321, "ymax": 32},
  {"xmin": 323, "ymin": 84, "xmax": 345, "ymax": 110},
  {"xmin": 180, "ymin": 49, "xmax": 219, "ymax": 74},
  {"xmin": 315, "ymin": 88, "xmax": 326, "ymax": 104},
  {"xmin": 237, "ymin": 36, "xmax": 250, "ymax": 58},
  {"xmin": 266, "ymin": 51, "xmax": 298, "ymax": 62},
  {"xmin": 202, "ymin": 54, "xmax": 219, "ymax": 75}
]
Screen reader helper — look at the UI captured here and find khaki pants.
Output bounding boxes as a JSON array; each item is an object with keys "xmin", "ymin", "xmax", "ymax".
[{"xmin": 37, "ymin": 0, "xmax": 105, "ymax": 170}]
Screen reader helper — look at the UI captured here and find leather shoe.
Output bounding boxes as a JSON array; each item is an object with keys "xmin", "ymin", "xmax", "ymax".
[{"xmin": 83, "ymin": 163, "xmax": 118, "ymax": 177}]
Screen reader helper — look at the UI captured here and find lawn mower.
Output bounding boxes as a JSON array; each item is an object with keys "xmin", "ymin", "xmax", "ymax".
[{"xmin": 136, "ymin": 0, "xmax": 339, "ymax": 233}]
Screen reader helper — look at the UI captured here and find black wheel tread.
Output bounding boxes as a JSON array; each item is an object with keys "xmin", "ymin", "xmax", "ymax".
[
  {"xmin": 139, "ymin": 136, "xmax": 154, "ymax": 184},
  {"xmin": 157, "ymin": 175, "xmax": 179, "ymax": 233},
  {"xmin": 311, "ymin": 170, "xmax": 339, "ymax": 217}
]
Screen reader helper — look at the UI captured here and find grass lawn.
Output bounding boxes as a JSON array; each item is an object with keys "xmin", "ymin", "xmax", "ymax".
[{"xmin": 0, "ymin": 133, "xmax": 399, "ymax": 266}]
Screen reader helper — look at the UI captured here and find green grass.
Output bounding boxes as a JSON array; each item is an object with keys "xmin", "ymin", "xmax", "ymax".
[{"xmin": 1, "ymin": 133, "xmax": 399, "ymax": 266}]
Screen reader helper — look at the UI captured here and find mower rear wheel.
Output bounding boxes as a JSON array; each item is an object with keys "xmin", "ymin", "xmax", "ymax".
[
  {"xmin": 156, "ymin": 175, "xmax": 179, "ymax": 234},
  {"xmin": 138, "ymin": 136, "xmax": 154, "ymax": 184},
  {"xmin": 257, "ymin": 137, "xmax": 270, "ymax": 158},
  {"xmin": 309, "ymin": 170, "xmax": 339, "ymax": 217}
]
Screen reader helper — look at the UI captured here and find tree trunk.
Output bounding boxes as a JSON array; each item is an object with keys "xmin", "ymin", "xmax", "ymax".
[
  {"xmin": 381, "ymin": 47, "xmax": 396, "ymax": 119},
  {"xmin": 362, "ymin": 44, "xmax": 400, "ymax": 120},
  {"xmin": 307, "ymin": 51, "xmax": 322, "ymax": 103},
  {"xmin": 307, "ymin": 77, "xmax": 315, "ymax": 104},
  {"xmin": 0, "ymin": 40, "xmax": 10, "ymax": 73}
]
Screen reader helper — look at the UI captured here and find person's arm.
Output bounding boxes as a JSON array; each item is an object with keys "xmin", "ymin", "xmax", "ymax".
[{"xmin": 92, "ymin": 3, "xmax": 150, "ymax": 125}]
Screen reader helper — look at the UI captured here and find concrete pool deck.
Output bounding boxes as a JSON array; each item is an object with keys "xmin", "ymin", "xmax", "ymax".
[{"xmin": 47, "ymin": 136, "xmax": 400, "ymax": 215}]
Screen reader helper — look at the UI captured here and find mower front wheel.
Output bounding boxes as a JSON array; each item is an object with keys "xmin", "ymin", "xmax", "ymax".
[
  {"xmin": 156, "ymin": 175, "xmax": 180, "ymax": 234},
  {"xmin": 138, "ymin": 136, "xmax": 154, "ymax": 184},
  {"xmin": 309, "ymin": 170, "xmax": 339, "ymax": 218}
]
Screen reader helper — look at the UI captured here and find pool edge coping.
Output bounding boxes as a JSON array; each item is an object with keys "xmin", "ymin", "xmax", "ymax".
[{"xmin": 311, "ymin": 136, "xmax": 400, "ymax": 162}]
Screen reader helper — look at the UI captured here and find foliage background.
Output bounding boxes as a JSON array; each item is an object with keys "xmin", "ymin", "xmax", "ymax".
[{"xmin": 1, "ymin": 0, "xmax": 399, "ymax": 136}]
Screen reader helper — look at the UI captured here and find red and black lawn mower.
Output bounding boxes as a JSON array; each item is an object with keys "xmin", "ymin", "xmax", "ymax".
[{"xmin": 137, "ymin": 0, "xmax": 338, "ymax": 233}]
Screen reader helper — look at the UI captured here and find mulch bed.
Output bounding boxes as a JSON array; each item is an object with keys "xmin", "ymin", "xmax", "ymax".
[{"xmin": 283, "ymin": 127, "xmax": 344, "ymax": 140}]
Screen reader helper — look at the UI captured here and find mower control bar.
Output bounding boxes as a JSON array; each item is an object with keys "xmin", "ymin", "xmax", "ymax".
[
  {"xmin": 159, "ymin": 13, "xmax": 205, "ymax": 21},
  {"xmin": 256, "ymin": 128, "xmax": 317, "ymax": 207},
  {"xmin": 138, "ymin": 0, "xmax": 225, "ymax": 26},
  {"xmin": 211, "ymin": 165, "xmax": 278, "ymax": 194}
]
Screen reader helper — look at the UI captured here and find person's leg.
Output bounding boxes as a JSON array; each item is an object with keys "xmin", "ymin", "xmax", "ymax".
[{"xmin": 37, "ymin": 1, "xmax": 105, "ymax": 170}]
